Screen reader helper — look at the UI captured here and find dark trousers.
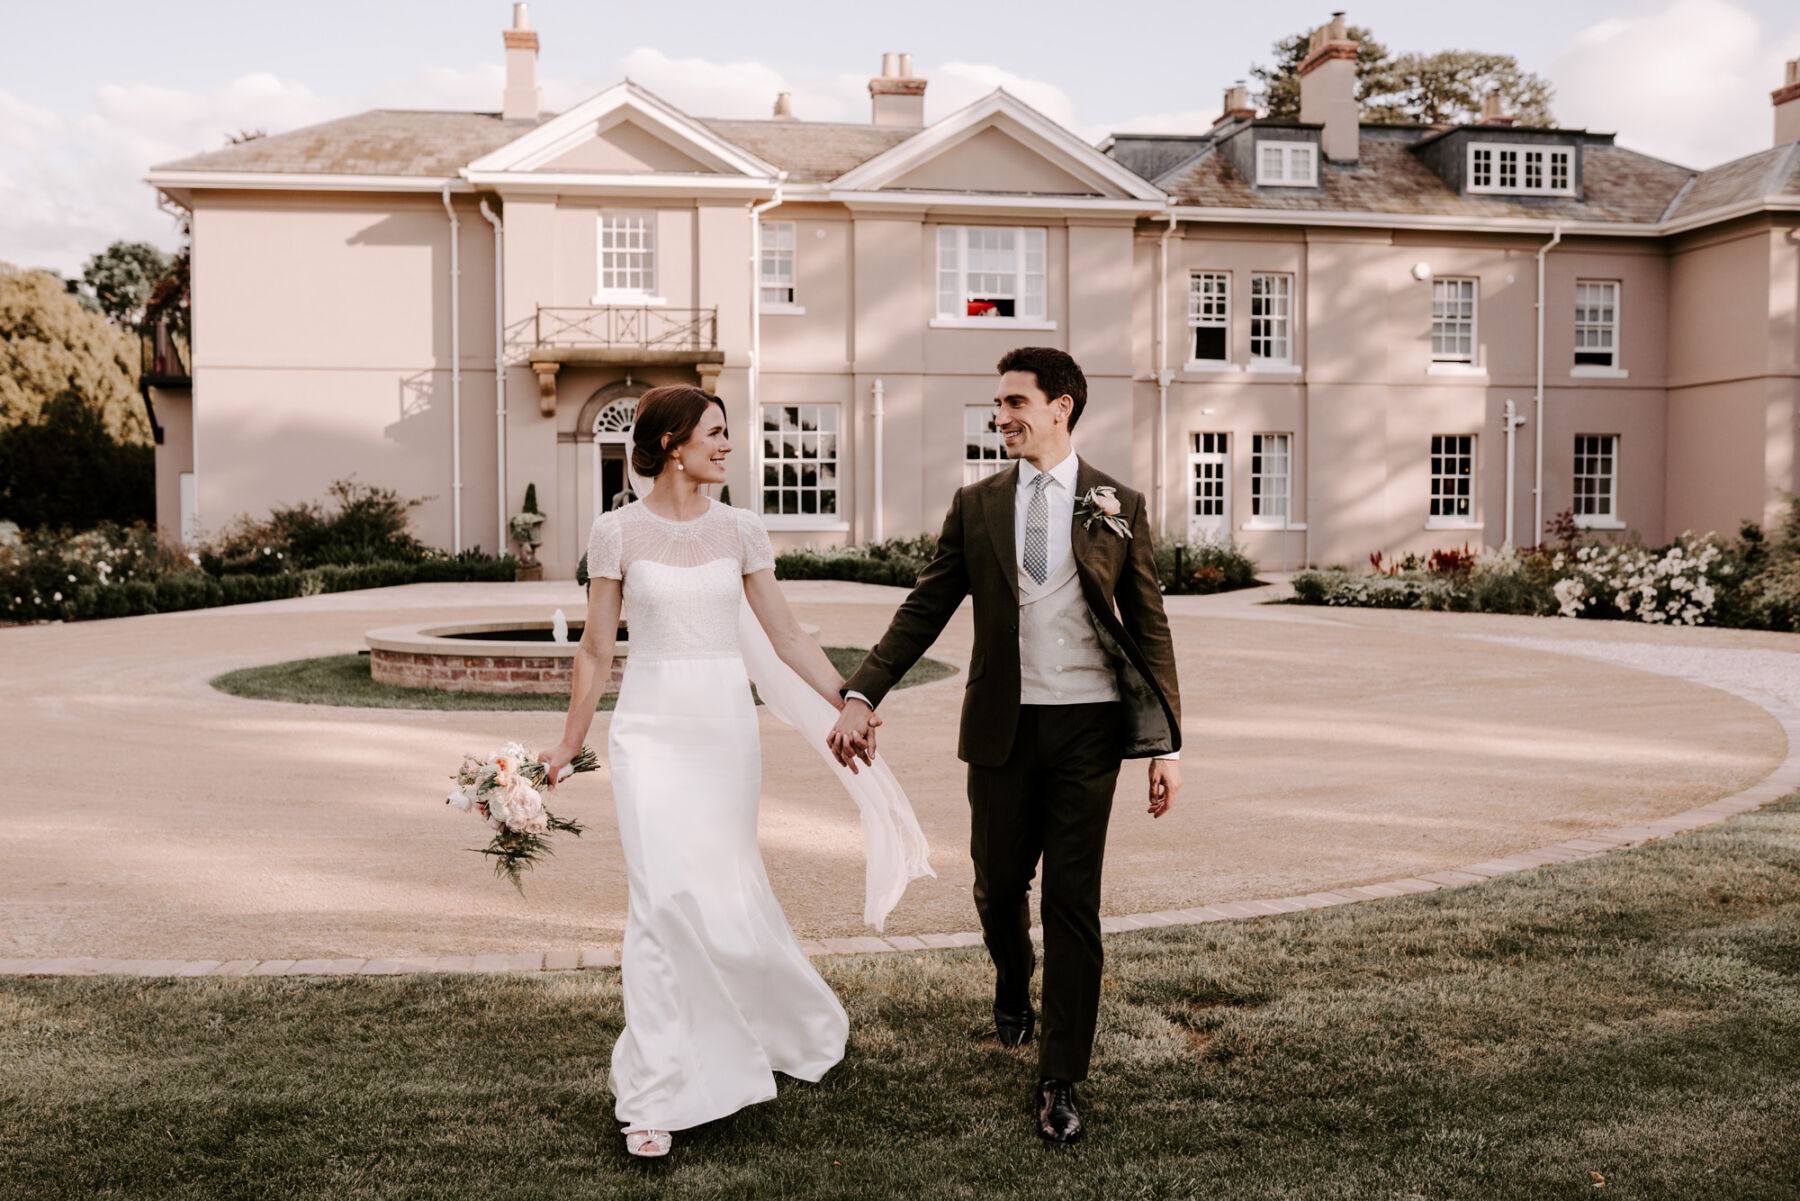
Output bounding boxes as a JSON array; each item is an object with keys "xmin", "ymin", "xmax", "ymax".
[{"xmin": 967, "ymin": 701, "xmax": 1123, "ymax": 1083}]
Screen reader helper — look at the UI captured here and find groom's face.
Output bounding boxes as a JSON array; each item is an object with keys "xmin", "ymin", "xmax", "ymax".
[{"xmin": 993, "ymin": 370, "xmax": 1072, "ymax": 462}]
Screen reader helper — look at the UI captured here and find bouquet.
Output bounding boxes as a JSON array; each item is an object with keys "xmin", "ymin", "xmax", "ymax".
[{"xmin": 445, "ymin": 741, "xmax": 599, "ymax": 891}]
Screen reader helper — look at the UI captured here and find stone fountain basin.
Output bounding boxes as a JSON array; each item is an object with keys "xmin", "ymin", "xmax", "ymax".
[{"xmin": 365, "ymin": 620, "xmax": 623, "ymax": 695}]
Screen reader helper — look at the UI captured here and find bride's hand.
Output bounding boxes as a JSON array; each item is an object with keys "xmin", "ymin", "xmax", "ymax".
[{"xmin": 537, "ymin": 743, "xmax": 577, "ymax": 789}]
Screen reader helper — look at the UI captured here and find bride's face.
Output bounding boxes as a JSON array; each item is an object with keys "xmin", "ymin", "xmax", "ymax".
[{"xmin": 667, "ymin": 401, "xmax": 730, "ymax": 485}]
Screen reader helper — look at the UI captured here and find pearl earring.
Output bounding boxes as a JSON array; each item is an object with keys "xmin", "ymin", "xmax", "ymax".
[{"xmin": 676, "ymin": 461, "xmax": 685, "ymax": 471}]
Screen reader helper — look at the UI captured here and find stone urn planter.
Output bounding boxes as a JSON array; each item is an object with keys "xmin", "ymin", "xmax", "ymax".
[{"xmin": 510, "ymin": 483, "xmax": 547, "ymax": 582}]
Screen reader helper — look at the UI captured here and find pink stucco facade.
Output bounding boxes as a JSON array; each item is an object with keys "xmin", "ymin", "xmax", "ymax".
[{"xmin": 145, "ymin": 13, "xmax": 1800, "ymax": 577}]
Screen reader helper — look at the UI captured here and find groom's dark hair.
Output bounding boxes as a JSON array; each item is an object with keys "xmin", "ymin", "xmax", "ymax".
[{"xmin": 997, "ymin": 347, "xmax": 1087, "ymax": 432}]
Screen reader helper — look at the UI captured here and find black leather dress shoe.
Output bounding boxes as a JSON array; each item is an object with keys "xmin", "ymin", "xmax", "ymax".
[
  {"xmin": 994, "ymin": 1004, "xmax": 1034, "ymax": 1048},
  {"xmin": 1035, "ymin": 1078, "xmax": 1083, "ymax": 1145}
]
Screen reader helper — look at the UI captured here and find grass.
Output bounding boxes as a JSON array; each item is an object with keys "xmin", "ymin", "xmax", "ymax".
[
  {"xmin": 209, "ymin": 647, "xmax": 955, "ymax": 711},
  {"xmin": 4, "ymin": 795, "xmax": 1798, "ymax": 1199}
]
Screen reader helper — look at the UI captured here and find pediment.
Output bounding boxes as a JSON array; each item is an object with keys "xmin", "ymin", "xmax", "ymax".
[
  {"xmin": 465, "ymin": 81, "xmax": 778, "ymax": 179},
  {"xmin": 886, "ymin": 123, "xmax": 1104, "ymax": 195},
  {"xmin": 535, "ymin": 114, "xmax": 714, "ymax": 174},
  {"xmin": 832, "ymin": 91, "xmax": 1164, "ymax": 202}
]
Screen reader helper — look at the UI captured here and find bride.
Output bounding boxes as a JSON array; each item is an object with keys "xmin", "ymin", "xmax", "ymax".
[{"xmin": 537, "ymin": 384, "xmax": 930, "ymax": 1159}]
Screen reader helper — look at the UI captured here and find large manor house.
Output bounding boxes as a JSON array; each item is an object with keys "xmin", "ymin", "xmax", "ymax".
[{"xmin": 144, "ymin": 8, "xmax": 1800, "ymax": 574}]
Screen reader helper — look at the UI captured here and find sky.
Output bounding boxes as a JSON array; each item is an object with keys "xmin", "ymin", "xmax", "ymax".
[{"xmin": 3, "ymin": 0, "xmax": 1798, "ymax": 276}]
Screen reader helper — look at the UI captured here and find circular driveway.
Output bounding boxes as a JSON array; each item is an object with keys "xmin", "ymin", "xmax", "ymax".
[{"xmin": 0, "ymin": 579, "xmax": 1790, "ymax": 961}]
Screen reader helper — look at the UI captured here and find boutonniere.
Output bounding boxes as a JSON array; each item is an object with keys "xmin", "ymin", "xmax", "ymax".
[{"xmin": 1076, "ymin": 486, "xmax": 1131, "ymax": 539}]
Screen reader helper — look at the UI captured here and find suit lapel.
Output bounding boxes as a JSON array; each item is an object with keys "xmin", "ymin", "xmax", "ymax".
[
  {"xmin": 1070, "ymin": 458, "xmax": 1106, "ymax": 586},
  {"xmin": 977, "ymin": 463, "xmax": 1021, "ymax": 602}
]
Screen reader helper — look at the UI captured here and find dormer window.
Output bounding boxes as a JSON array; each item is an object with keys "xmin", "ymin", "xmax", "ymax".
[
  {"xmin": 1256, "ymin": 142, "xmax": 1318, "ymax": 187},
  {"xmin": 1468, "ymin": 143, "xmax": 1573, "ymax": 196}
]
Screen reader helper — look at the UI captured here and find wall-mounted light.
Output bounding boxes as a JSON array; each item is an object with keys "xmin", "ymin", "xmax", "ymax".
[{"xmin": 1411, "ymin": 261, "xmax": 1433, "ymax": 282}]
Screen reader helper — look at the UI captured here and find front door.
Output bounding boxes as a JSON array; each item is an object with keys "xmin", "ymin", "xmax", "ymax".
[{"xmin": 1188, "ymin": 432, "xmax": 1230, "ymax": 542}]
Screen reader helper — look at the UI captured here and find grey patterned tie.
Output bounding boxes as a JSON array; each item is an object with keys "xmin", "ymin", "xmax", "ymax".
[{"xmin": 1023, "ymin": 471, "xmax": 1051, "ymax": 585}]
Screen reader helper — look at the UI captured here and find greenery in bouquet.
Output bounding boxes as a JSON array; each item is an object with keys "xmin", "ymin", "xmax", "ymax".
[{"xmin": 446, "ymin": 743, "xmax": 599, "ymax": 892}]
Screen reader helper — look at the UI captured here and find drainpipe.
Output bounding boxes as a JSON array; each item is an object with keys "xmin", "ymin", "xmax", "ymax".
[
  {"xmin": 747, "ymin": 172, "xmax": 787, "ymax": 513},
  {"xmin": 1155, "ymin": 204, "xmax": 1177, "ymax": 537},
  {"xmin": 441, "ymin": 184, "xmax": 463, "ymax": 553},
  {"xmin": 871, "ymin": 379, "xmax": 885, "ymax": 542},
  {"xmin": 1503, "ymin": 398, "xmax": 1528, "ymax": 545},
  {"xmin": 1533, "ymin": 222, "xmax": 1563, "ymax": 544},
  {"xmin": 479, "ymin": 198, "xmax": 506, "ymax": 556}
]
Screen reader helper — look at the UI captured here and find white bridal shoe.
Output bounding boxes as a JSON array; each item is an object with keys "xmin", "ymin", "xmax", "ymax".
[{"xmin": 625, "ymin": 1129, "xmax": 673, "ymax": 1158}]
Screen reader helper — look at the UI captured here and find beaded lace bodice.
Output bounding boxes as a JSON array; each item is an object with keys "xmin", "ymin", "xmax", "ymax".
[{"xmin": 586, "ymin": 499, "xmax": 775, "ymax": 661}]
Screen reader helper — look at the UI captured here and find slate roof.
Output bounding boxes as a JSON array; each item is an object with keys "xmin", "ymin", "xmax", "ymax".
[
  {"xmin": 1148, "ymin": 127, "xmax": 1694, "ymax": 225},
  {"xmin": 1664, "ymin": 143, "xmax": 1800, "ymax": 220},
  {"xmin": 697, "ymin": 119, "xmax": 915, "ymax": 182},
  {"xmin": 153, "ymin": 110, "xmax": 543, "ymax": 176}
]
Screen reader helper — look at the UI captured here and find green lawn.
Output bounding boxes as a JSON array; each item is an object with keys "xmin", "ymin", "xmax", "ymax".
[
  {"xmin": 209, "ymin": 647, "xmax": 954, "ymax": 711},
  {"xmin": 4, "ymin": 795, "xmax": 1798, "ymax": 1199}
]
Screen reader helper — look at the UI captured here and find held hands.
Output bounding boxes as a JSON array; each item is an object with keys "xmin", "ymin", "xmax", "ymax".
[
  {"xmin": 1147, "ymin": 759, "xmax": 1180, "ymax": 819},
  {"xmin": 536, "ymin": 743, "xmax": 579, "ymax": 789},
  {"xmin": 827, "ymin": 698, "xmax": 882, "ymax": 774}
]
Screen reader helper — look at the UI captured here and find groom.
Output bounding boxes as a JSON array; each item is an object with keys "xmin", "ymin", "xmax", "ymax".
[{"xmin": 829, "ymin": 346, "xmax": 1182, "ymax": 1145}]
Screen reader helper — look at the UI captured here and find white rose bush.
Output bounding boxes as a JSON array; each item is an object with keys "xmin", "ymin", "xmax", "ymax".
[
  {"xmin": 446, "ymin": 740, "xmax": 599, "ymax": 891},
  {"xmin": 1549, "ymin": 533, "xmax": 1731, "ymax": 626}
]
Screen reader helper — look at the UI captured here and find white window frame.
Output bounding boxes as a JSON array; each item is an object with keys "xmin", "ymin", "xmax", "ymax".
[
  {"xmin": 1248, "ymin": 273, "xmax": 1294, "ymax": 367},
  {"xmin": 1246, "ymin": 432, "xmax": 1294, "ymax": 528},
  {"xmin": 760, "ymin": 404, "xmax": 845, "ymax": 530},
  {"xmin": 930, "ymin": 225, "xmax": 1054, "ymax": 330},
  {"xmin": 1427, "ymin": 434, "xmax": 1480, "ymax": 529},
  {"xmin": 964, "ymin": 405, "xmax": 1009, "ymax": 486},
  {"xmin": 592, "ymin": 210, "xmax": 661, "ymax": 304},
  {"xmin": 1187, "ymin": 271, "xmax": 1231, "ymax": 366},
  {"xmin": 1430, "ymin": 277, "xmax": 1478, "ymax": 366},
  {"xmin": 1255, "ymin": 141, "xmax": 1319, "ymax": 187},
  {"xmin": 1467, "ymin": 142, "xmax": 1575, "ymax": 196},
  {"xmin": 1188, "ymin": 432, "xmax": 1231, "ymax": 539},
  {"xmin": 759, "ymin": 220, "xmax": 802, "ymax": 313},
  {"xmin": 1572, "ymin": 280, "xmax": 1625, "ymax": 376},
  {"xmin": 1572, "ymin": 434, "xmax": 1624, "ymax": 529}
]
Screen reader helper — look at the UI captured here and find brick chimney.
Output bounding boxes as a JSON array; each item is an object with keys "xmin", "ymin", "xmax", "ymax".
[
  {"xmin": 1214, "ymin": 82, "xmax": 1257, "ymax": 129},
  {"xmin": 1298, "ymin": 11, "xmax": 1359, "ymax": 162},
  {"xmin": 869, "ymin": 53, "xmax": 927, "ymax": 127},
  {"xmin": 1478, "ymin": 88, "xmax": 1515, "ymax": 126},
  {"xmin": 502, "ymin": 3, "xmax": 540, "ymax": 122},
  {"xmin": 1775, "ymin": 58, "xmax": 1800, "ymax": 146}
]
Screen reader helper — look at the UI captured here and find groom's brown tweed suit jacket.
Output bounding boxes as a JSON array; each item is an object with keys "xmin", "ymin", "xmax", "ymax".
[{"xmin": 845, "ymin": 458, "xmax": 1182, "ymax": 768}]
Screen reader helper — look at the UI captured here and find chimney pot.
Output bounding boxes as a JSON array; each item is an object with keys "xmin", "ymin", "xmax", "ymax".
[
  {"xmin": 1214, "ymin": 83, "xmax": 1256, "ymax": 128},
  {"xmin": 1478, "ymin": 88, "xmax": 1515, "ymax": 126},
  {"xmin": 512, "ymin": 2, "xmax": 529, "ymax": 29},
  {"xmin": 1299, "ymin": 11, "xmax": 1359, "ymax": 162},
  {"xmin": 1774, "ymin": 57, "xmax": 1800, "ymax": 146},
  {"xmin": 870, "ymin": 52, "xmax": 927, "ymax": 126},
  {"xmin": 773, "ymin": 91, "xmax": 795, "ymax": 120}
]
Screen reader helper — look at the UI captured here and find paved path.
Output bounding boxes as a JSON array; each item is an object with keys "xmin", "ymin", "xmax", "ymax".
[{"xmin": 2, "ymin": 578, "xmax": 1796, "ymax": 976}]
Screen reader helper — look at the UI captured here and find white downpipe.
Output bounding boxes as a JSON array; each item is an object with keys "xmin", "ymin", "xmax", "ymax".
[
  {"xmin": 441, "ymin": 185, "xmax": 463, "ymax": 553},
  {"xmin": 1533, "ymin": 222, "xmax": 1563, "ymax": 544},
  {"xmin": 1503, "ymin": 398, "xmax": 1528, "ymax": 545},
  {"xmin": 871, "ymin": 379, "xmax": 885, "ymax": 542},
  {"xmin": 1155, "ymin": 205, "xmax": 1177, "ymax": 538},
  {"xmin": 747, "ymin": 174, "xmax": 786, "ymax": 514},
  {"xmin": 479, "ymin": 198, "xmax": 506, "ymax": 555}
]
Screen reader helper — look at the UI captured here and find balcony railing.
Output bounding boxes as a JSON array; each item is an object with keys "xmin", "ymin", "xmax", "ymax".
[
  {"xmin": 140, "ymin": 321, "xmax": 190, "ymax": 382},
  {"xmin": 535, "ymin": 305, "xmax": 717, "ymax": 352}
]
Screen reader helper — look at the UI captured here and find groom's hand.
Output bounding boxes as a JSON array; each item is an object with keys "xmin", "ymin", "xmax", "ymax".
[
  {"xmin": 1147, "ymin": 760, "xmax": 1180, "ymax": 818},
  {"xmin": 828, "ymin": 699, "xmax": 881, "ymax": 773}
]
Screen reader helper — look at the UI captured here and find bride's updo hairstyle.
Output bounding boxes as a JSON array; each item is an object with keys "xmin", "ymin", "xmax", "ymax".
[{"xmin": 630, "ymin": 385, "xmax": 726, "ymax": 477}]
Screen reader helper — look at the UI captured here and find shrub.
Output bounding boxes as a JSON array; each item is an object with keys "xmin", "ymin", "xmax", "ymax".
[
  {"xmin": 1737, "ymin": 560, "xmax": 1800, "ymax": 633},
  {"xmin": 1152, "ymin": 537, "xmax": 1260, "ymax": 595},
  {"xmin": 775, "ymin": 535, "xmax": 937, "ymax": 588},
  {"xmin": 202, "ymin": 477, "xmax": 427, "ymax": 570},
  {"xmin": 0, "ymin": 392, "xmax": 154, "ymax": 532}
]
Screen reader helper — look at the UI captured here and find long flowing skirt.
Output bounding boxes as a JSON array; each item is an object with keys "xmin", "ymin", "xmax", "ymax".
[{"xmin": 607, "ymin": 653, "xmax": 848, "ymax": 1131}]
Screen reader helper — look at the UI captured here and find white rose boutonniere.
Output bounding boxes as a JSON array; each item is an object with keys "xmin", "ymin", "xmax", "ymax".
[{"xmin": 1076, "ymin": 485, "xmax": 1131, "ymax": 539}]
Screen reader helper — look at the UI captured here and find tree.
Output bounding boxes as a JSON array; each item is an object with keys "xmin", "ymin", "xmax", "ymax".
[
  {"xmin": 0, "ymin": 389, "xmax": 154, "ymax": 530},
  {"xmin": 78, "ymin": 241, "xmax": 172, "ymax": 330},
  {"xmin": 1252, "ymin": 27, "xmax": 1554, "ymax": 127},
  {"xmin": 0, "ymin": 268, "xmax": 149, "ymax": 443}
]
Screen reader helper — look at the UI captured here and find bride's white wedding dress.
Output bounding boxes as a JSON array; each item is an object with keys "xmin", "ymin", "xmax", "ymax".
[{"xmin": 586, "ymin": 497, "xmax": 930, "ymax": 1133}]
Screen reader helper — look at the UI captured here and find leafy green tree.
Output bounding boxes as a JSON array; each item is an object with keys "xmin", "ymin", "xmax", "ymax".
[
  {"xmin": 79, "ymin": 241, "xmax": 172, "ymax": 329},
  {"xmin": 0, "ymin": 268, "xmax": 148, "ymax": 443},
  {"xmin": 1253, "ymin": 28, "xmax": 1554, "ymax": 127},
  {"xmin": 0, "ymin": 389, "xmax": 154, "ymax": 530}
]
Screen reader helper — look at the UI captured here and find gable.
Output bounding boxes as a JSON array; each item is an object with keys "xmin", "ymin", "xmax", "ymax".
[
  {"xmin": 887, "ymin": 125, "xmax": 1104, "ymax": 195},
  {"xmin": 536, "ymin": 116, "xmax": 714, "ymax": 174}
]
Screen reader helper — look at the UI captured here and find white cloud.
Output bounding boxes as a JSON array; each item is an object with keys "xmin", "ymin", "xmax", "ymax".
[{"xmin": 1551, "ymin": 0, "xmax": 1800, "ymax": 168}]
